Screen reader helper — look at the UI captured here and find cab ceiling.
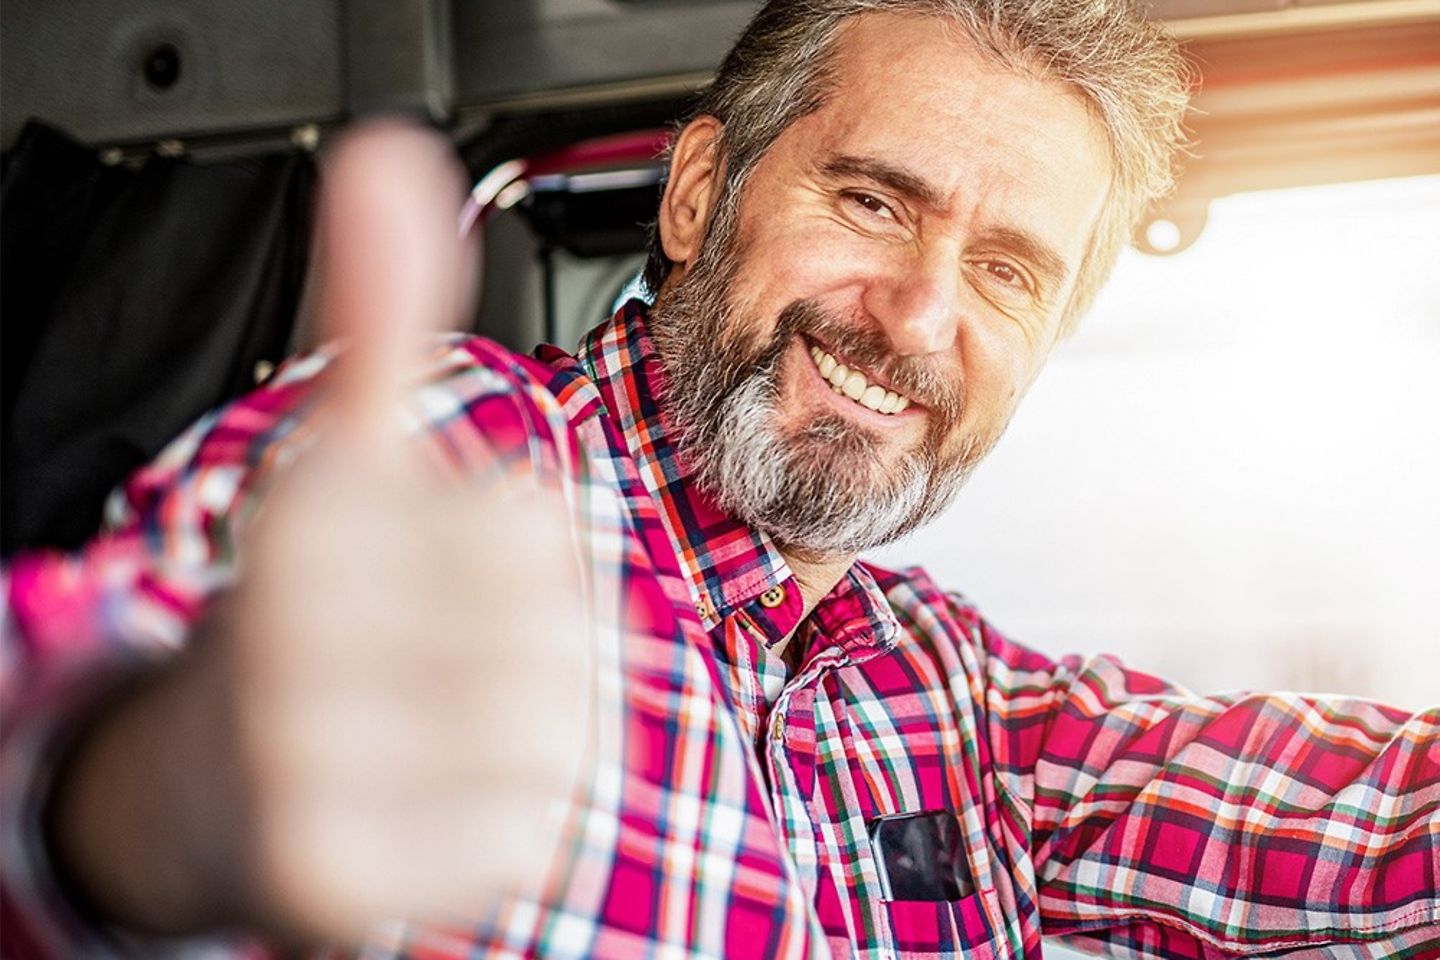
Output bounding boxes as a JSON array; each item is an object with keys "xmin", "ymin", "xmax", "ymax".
[{"xmin": 3, "ymin": 0, "xmax": 1438, "ymax": 220}]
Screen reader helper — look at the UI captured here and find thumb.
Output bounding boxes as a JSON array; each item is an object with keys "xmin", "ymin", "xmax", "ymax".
[{"xmin": 313, "ymin": 118, "xmax": 471, "ymax": 442}]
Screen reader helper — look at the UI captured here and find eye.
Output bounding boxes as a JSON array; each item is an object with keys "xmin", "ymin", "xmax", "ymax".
[
  {"xmin": 966, "ymin": 257, "xmax": 1040, "ymax": 309},
  {"xmin": 971, "ymin": 259, "xmax": 1038, "ymax": 300},
  {"xmin": 980, "ymin": 260, "xmax": 1022, "ymax": 287},
  {"xmin": 842, "ymin": 190, "xmax": 897, "ymax": 221}
]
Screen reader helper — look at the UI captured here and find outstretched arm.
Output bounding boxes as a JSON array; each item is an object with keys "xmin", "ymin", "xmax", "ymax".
[
  {"xmin": 3, "ymin": 120, "xmax": 595, "ymax": 954},
  {"xmin": 966, "ymin": 605, "xmax": 1439, "ymax": 957}
]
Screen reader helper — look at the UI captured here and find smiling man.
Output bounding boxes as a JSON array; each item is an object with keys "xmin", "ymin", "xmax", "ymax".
[
  {"xmin": 3, "ymin": 2, "xmax": 1437, "ymax": 959},
  {"xmin": 648, "ymin": 9, "xmax": 1113, "ymax": 578}
]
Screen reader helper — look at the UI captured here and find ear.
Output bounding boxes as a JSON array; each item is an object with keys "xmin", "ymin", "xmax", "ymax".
[{"xmin": 658, "ymin": 116, "xmax": 724, "ymax": 275}]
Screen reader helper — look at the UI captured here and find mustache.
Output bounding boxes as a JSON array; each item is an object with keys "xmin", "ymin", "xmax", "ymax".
[{"xmin": 776, "ymin": 300, "xmax": 965, "ymax": 428}]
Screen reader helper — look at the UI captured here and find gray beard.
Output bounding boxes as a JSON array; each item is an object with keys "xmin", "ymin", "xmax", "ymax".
[
  {"xmin": 702, "ymin": 371, "xmax": 942, "ymax": 554},
  {"xmin": 648, "ymin": 237, "xmax": 984, "ymax": 557}
]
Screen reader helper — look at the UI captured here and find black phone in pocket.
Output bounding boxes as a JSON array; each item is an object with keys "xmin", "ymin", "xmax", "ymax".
[{"xmin": 868, "ymin": 810, "xmax": 977, "ymax": 902}]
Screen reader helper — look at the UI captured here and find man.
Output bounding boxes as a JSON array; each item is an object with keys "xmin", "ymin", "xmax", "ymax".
[{"xmin": 2, "ymin": 1, "xmax": 1436, "ymax": 958}]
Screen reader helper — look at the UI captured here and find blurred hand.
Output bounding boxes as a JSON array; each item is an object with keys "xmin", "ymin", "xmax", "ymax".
[
  {"xmin": 51, "ymin": 120, "xmax": 592, "ymax": 946},
  {"xmin": 227, "ymin": 120, "xmax": 592, "ymax": 941}
]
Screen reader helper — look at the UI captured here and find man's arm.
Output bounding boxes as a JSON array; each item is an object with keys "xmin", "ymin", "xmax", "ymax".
[
  {"xmin": 1, "ymin": 121, "xmax": 595, "ymax": 955},
  {"xmin": 962, "ymin": 600, "xmax": 1439, "ymax": 957}
]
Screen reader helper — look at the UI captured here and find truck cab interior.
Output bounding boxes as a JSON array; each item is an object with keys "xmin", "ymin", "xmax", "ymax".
[{"xmin": 4, "ymin": 0, "xmax": 1438, "ymax": 744}]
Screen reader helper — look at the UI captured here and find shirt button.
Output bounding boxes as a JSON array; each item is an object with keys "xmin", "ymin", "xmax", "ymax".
[
  {"xmin": 758, "ymin": 585, "xmax": 786, "ymax": 609},
  {"xmin": 771, "ymin": 717, "xmax": 785, "ymax": 742},
  {"xmin": 695, "ymin": 596, "xmax": 714, "ymax": 620}
]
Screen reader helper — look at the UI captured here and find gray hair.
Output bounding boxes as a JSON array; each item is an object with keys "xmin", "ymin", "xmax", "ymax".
[{"xmin": 643, "ymin": 0, "xmax": 1193, "ymax": 333}]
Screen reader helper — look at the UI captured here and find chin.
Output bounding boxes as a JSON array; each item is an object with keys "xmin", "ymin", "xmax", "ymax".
[{"xmin": 708, "ymin": 418, "xmax": 936, "ymax": 555}]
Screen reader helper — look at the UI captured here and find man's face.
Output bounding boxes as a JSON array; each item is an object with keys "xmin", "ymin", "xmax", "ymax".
[{"xmin": 651, "ymin": 13, "xmax": 1113, "ymax": 556}]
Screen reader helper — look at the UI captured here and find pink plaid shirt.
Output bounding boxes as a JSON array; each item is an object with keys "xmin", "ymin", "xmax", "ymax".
[{"xmin": 3, "ymin": 302, "xmax": 1438, "ymax": 958}]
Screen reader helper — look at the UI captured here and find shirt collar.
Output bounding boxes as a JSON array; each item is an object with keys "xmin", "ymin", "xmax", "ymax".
[{"xmin": 568, "ymin": 300, "xmax": 900, "ymax": 660}]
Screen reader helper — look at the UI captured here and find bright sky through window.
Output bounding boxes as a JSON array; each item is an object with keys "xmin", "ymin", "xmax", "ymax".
[{"xmin": 872, "ymin": 174, "xmax": 1440, "ymax": 712}]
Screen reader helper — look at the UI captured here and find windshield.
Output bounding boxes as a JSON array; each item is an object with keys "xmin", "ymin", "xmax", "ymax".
[{"xmin": 871, "ymin": 174, "xmax": 1440, "ymax": 713}]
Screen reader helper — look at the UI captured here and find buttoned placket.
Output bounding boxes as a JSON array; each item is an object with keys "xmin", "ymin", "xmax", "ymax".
[{"xmin": 762, "ymin": 648, "xmax": 837, "ymax": 910}]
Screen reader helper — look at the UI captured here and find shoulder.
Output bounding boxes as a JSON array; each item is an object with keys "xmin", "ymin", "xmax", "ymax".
[
  {"xmin": 861, "ymin": 561, "xmax": 1067, "ymax": 678},
  {"xmin": 158, "ymin": 333, "xmax": 592, "ymax": 488},
  {"xmin": 3, "ymin": 334, "xmax": 601, "ymax": 653},
  {"xmin": 862, "ymin": 562, "xmax": 1216, "ymax": 720}
]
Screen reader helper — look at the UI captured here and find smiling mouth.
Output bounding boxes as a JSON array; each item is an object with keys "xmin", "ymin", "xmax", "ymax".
[{"xmin": 806, "ymin": 342, "xmax": 913, "ymax": 415}]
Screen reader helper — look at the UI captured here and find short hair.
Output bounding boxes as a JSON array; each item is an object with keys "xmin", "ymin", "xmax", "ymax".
[{"xmin": 643, "ymin": 0, "xmax": 1193, "ymax": 334}]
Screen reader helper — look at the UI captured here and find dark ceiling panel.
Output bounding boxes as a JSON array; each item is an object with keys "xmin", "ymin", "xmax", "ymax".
[
  {"xmin": 0, "ymin": 0, "xmax": 344, "ymax": 148},
  {"xmin": 3, "ymin": 0, "xmax": 1437, "ymax": 210},
  {"xmin": 452, "ymin": 1, "xmax": 756, "ymax": 108}
]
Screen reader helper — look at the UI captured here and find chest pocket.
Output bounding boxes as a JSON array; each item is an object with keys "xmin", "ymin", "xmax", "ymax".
[
  {"xmin": 867, "ymin": 809, "xmax": 1006, "ymax": 957},
  {"xmin": 884, "ymin": 891, "xmax": 1004, "ymax": 959}
]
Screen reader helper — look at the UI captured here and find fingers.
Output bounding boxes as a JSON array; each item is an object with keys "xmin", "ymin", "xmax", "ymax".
[{"xmin": 313, "ymin": 118, "xmax": 472, "ymax": 442}]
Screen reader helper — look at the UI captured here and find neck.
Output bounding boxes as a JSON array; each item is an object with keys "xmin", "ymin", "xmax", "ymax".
[{"xmin": 770, "ymin": 549, "xmax": 854, "ymax": 666}]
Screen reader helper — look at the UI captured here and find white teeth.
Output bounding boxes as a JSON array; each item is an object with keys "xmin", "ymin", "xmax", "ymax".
[{"xmin": 806, "ymin": 343, "xmax": 913, "ymax": 416}]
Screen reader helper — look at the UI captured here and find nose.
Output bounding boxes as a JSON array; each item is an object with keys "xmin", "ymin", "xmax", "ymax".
[{"xmin": 862, "ymin": 243, "xmax": 962, "ymax": 357}]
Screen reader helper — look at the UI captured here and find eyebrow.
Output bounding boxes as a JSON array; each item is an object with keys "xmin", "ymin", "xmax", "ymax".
[
  {"xmin": 819, "ymin": 153, "xmax": 946, "ymax": 211},
  {"xmin": 818, "ymin": 152, "xmax": 1074, "ymax": 291}
]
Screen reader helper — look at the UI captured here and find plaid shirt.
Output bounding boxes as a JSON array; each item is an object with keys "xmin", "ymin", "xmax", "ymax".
[{"xmin": 3, "ymin": 301, "xmax": 1438, "ymax": 959}]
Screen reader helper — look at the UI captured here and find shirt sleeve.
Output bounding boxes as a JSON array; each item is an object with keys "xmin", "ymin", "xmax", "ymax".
[
  {"xmin": 0, "ymin": 335, "xmax": 586, "ymax": 959},
  {"xmin": 966, "ymin": 608, "xmax": 1440, "ymax": 958}
]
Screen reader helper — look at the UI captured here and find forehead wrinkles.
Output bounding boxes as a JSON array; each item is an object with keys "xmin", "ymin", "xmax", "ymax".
[{"xmin": 803, "ymin": 14, "xmax": 1111, "ymax": 235}]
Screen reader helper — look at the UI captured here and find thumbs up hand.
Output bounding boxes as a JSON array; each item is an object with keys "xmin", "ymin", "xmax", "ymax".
[{"xmin": 48, "ymin": 120, "xmax": 593, "ymax": 947}]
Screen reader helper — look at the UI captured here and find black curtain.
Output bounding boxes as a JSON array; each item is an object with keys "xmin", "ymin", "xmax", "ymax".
[{"xmin": 2, "ymin": 122, "xmax": 315, "ymax": 554}]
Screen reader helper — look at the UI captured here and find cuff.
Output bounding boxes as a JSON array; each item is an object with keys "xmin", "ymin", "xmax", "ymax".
[{"xmin": 0, "ymin": 655, "xmax": 258, "ymax": 959}]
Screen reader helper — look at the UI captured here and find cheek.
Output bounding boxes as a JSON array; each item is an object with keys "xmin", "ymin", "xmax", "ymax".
[
  {"xmin": 775, "ymin": 347, "xmax": 815, "ymax": 410},
  {"xmin": 735, "ymin": 211, "xmax": 894, "ymax": 309},
  {"xmin": 954, "ymin": 341, "xmax": 1045, "ymax": 436}
]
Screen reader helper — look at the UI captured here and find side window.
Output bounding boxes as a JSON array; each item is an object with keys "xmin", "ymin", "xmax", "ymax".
[{"xmin": 871, "ymin": 174, "xmax": 1440, "ymax": 713}]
